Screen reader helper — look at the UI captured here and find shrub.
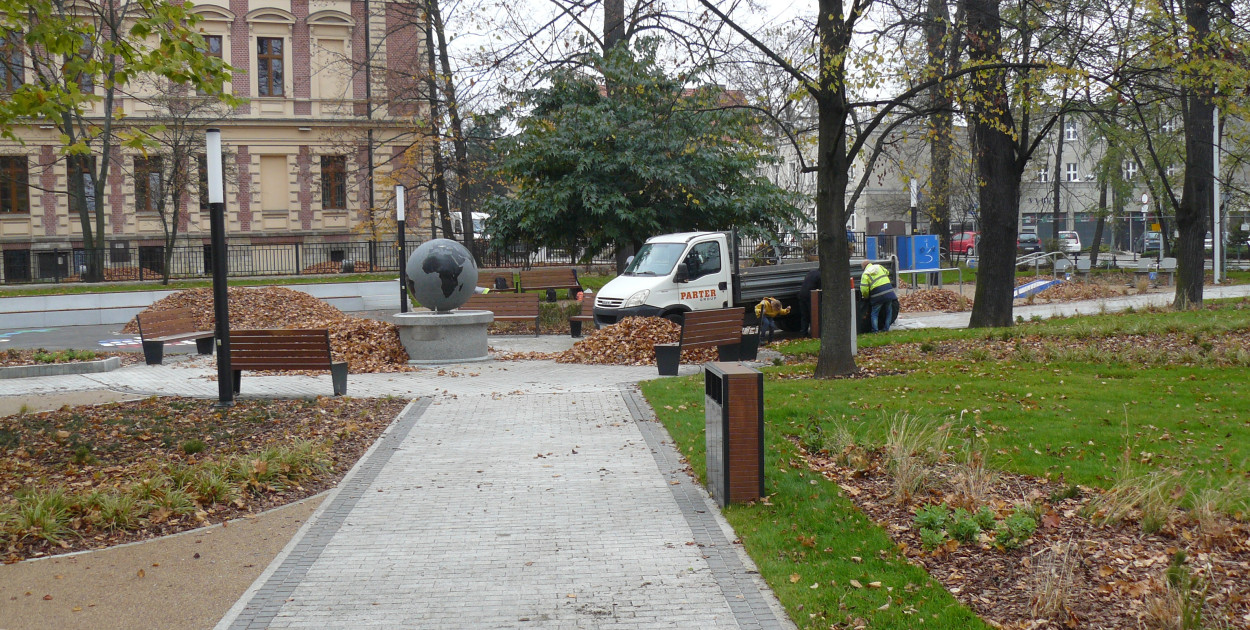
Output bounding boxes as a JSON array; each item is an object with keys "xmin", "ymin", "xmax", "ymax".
[
  {"xmin": 181, "ymin": 439, "xmax": 207, "ymax": 455},
  {"xmin": 87, "ymin": 491, "xmax": 145, "ymax": 530},
  {"xmin": 884, "ymin": 413, "xmax": 949, "ymax": 505},
  {"xmin": 948, "ymin": 508, "xmax": 982, "ymax": 543},
  {"xmin": 973, "ymin": 506, "xmax": 997, "ymax": 531},
  {"xmin": 191, "ymin": 469, "xmax": 237, "ymax": 504},
  {"xmin": 995, "ymin": 509, "xmax": 1038, "ymax": 551},
  {"xmin": 914, "ymin": 503, "xmax": 950, "ymax": 532},
  {"xmin": 919, "ymin": 527, "xmax": 948, "ymax": 552},
  {"xmin": 13, "ymin": 489, "xmax": 75, "ymax": 544}
]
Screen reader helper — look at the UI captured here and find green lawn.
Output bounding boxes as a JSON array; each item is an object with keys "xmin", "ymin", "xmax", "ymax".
[{"xmin": 639, "ymin": 300, "xmax": 1250, "ymax": 629}]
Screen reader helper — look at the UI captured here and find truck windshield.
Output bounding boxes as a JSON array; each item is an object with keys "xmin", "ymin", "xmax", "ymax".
[{"xmin": 624, "ymin": 243, "xmax": 686, "ymax": 276}]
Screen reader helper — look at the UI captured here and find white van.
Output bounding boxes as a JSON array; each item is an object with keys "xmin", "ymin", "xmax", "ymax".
[{"xmin": 1058, "ymin": 231, "xmax": 1081, "ymax": 254}]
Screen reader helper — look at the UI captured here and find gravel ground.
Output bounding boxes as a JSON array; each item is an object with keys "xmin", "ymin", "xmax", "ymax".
[{"xmin": 0, "ymin": 495, "xmax": 322, "ymax": 630}]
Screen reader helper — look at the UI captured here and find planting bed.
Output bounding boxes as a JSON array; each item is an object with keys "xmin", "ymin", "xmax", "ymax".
[{"xmin": 0, "ymin": 396, "xmax": 408, "ymax": 563}]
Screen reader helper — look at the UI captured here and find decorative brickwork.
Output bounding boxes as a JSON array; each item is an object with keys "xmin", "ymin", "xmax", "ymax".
[
  {"xmin": 385, "ymin": 2, "xmax": 422, "ymax": 116},
  {"xmin": 293, "ymin": 0, "xmax": 312, "ymax": 116},
  {"xmin": 108, "ymin": 146, "xmax": 125, "ymax": 234},
  {"xmin": 230, "ymin": 0, "xmax": 252, "ymax": 114},
  {"xmin": 39, "ymin": 146, "xmax": 58, "ymax": 236},
  {"xmin": 297, "ymin": 146, "xmax": 313, "ymax": 229},
  {"xmin": 354, "ymin": 143, "xmax": 371, "ymax": 223},
  {"xmin": 352, "ymin": 0, "xmax": 368, "ymax": 116},
  {"xmin": 236, "ymin": 145, "xmax": 252, "ymax": 231}
]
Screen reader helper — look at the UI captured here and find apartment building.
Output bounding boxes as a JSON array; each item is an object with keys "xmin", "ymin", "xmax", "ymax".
[{"xmin": 0, "ymin": 0, "xmax": 427, "ymax": 282}]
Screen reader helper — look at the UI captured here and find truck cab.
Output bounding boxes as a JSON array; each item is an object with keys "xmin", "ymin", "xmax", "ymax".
[{"xmin": 593, "ymin": 232, "xmax": 733, "ymax": 326}]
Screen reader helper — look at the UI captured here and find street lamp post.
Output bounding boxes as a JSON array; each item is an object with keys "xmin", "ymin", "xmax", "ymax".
[
  {"xmin": 206, "ymin": 129, "xmax": 232, "ymax": 406},
  {"xmin": 396, "ymin": 185, "xmax": 408, "ymax": 313}
]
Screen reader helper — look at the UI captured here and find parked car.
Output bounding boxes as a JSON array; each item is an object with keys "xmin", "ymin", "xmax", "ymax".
[
  {"xmin": 1058, "ymin": 231, "xmax": 1081, "ymax": 254},
  {"xmin": 1017, "ymin": 233, "xmax": 1042, "ymax": 255},
  {"xmin": 1205, "ymin": 231, "xmax": 1213, "ymax": 252},
  {"xmin": 951, "ymin": 231, "xmax": 978, "ymax": 255},
  {"xmin": 1134, "ymin": 231, "xmax": 1162, "ymax": 255}
]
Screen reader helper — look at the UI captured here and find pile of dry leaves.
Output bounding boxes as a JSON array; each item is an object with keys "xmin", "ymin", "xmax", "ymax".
[
  {"xmin": 123, "ymin": 287, "xmax": 411, "ymax": 373},
  {"xmin": 899, "ymin": 289, "xmax": 972, "ymax": 312},
  {"xmin": 1034, "ymin": 281, "xmax": 1132, "ymax": 301},
  {"xmin": 299, "ymin": 261, "xmax": 381, "ymax": 275},
  {"xmin": 801, "ymin": 445, "xmax": 1250, "ymax": 629},
  {"xmin": 555, "ymin": 316, "xmax": 718, "ymax": 366},
  {"xmin": 1, "ymin": 396, "xmax": 409, "ymax": 562}
]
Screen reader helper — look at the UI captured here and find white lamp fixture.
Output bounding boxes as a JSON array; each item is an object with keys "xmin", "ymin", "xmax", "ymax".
[
  {"xmin": 206, "ymin": 128, "xmax": 224, "ymax": 204},
  {"xmin": 395, "ymin": 185, "xmax": 405, "ymax": 221}
]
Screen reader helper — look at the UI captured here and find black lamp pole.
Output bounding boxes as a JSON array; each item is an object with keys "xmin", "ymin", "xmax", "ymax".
[
  {"xmin": 206, "ymin": 128, "xmax": 232, "ymax": 406},
  {"xmin": 396, "ymin": 185, "xmax": 408, "ymax": 312}
]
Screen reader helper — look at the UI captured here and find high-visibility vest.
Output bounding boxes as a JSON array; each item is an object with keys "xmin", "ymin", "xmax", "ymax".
[{"xmin": 860, "ymin": 264, "xmax": 895, "ymax": 301}]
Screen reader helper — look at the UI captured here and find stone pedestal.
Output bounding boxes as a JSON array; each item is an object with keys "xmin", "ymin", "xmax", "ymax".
[{"xmin": 394, "ymin": 310, "xmax": 493, "ymax": 364}]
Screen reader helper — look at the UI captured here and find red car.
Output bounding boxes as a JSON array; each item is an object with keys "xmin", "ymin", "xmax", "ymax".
[{"xmin": 951, "ymin": 231, "xmax": 978, "ymax": 255}]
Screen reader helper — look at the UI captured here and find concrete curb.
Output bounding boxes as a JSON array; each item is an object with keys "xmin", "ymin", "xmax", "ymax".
[{"xmin": 0, "ymin": 356, "xmax": 122, "ymax": 379}]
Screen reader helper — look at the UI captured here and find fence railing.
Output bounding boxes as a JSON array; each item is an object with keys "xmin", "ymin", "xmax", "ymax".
[{"xmin": 0, "ymin": 239, "xmax": 620, "ymax": 285}]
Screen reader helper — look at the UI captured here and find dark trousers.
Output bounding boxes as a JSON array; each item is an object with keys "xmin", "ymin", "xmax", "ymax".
[
  {"xmin": 760, "ymin": 315, "xmax": 778, "ymax": 342},
  {"xmin": 869, "ymin": 300, "xmax": 896, "ymax": 332}
]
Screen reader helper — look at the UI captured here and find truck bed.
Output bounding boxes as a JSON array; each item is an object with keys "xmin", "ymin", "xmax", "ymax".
[{"xmin": 735, "ymin": 261, "xmax": 819, "ymax": 304}]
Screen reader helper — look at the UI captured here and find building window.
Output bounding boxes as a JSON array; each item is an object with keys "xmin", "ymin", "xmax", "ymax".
[
  {"xmin": 68, "ymin": 36, "xmax": 94, "ymax": 93},
  {"xmin": 1064, "ymin": 120, "xmax": 1077, "ymax": 141},
  {"xmin": 0, "ymin": 156, "xmax": 29, "ymax": 213},
  {"xmin": 1065, "ymin": 163, "xmax": 1078, "ymax": 182},
  {"xmin": 197, "ymin": 35, "xmax": 223, "ymax": 95},
  {"xmin": 257, "ymin": 37, "xmax": 284, "ymax": 97},
  {"xmin": 68, "ymin": 155, "xmax": 97, "ymax": 213},
  {"xmin": 134, "ymin": 156, "xmax": 163, "ymax": 212},
  {"xmin": 197, "ymin": 154, "xmax": 209, "ymax": 211},
  {"xmin": 0, "ymin": 31, "xmax": 21, "ymax": 92},
  {"xmin": 1122, "ymin": 160, "xmax": 1137, "ymax": 180},
  {"xmin": 1166, "ymin": 165, "xmax": 1179, "ymax": 178},
  {"xmin": 1038, "ymin": 169, "xmax": 1050, "ymax": 183},
  {"xmin": 1161, "ymin": 118, "xmax": 1178, "ymax": 134},
  {"xmin": 321, "ymin": 156, "xmax": 346, "ymax": 210}
]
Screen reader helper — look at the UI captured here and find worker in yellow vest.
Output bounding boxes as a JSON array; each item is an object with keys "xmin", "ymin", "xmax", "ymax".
[{"xmin": 859, "ymin": 259, "xmax": 898, "ymax": 332}]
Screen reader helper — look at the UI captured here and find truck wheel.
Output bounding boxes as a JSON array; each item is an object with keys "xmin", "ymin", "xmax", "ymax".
[{"xmin": 663, "ymin": 312, "xmax": 684, "ymax": 327}]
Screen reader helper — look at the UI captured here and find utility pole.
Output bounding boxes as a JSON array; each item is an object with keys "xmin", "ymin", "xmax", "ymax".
[{"xmin": 206, "ymin": 129, "xmax": 232, "ymax": 406}]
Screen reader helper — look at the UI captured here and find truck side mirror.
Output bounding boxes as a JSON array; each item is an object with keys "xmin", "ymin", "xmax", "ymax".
[
  {"xmin": 674, "ymin": 263, "xmax": 690, "ymax": 283},
  {"xmin": 625, "ymin": 255, "xmax": 634, "ymax": 266}
]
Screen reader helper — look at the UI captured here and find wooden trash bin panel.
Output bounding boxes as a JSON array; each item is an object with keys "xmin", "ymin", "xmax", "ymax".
[{"xmin": 704, "ymin": 362, "xmax": 764, "ymax": 507}]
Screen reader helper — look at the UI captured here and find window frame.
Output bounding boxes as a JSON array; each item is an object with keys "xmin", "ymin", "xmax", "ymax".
[
  {"xmin": 0, "ymin": 156, "xmax": 29, "ymax": 214},
  {"xmin": 196, "ymin": 35, "xmax": 223, "ymax": 95},
  {"xmin": 257, "ymin": 37, "xmax": 285, "ymax": 97},
  {"xmin": 0, "ymin": 30, "xmax": 21, "ymax": 92},
  {"xmin": 1122, "ymin": 160, "xmax": 1138, "ymax": 180},
  {"xmin": 134, "ymin": 155, "xmax": 164, "ymax": 213},
  {"xmin": 67, "ymin": 155, "xmax": 97, "ymax": 213},
  {"xmin": 1065, "ymin": 163, "xmax": 1078, "ymax": 182},
  {"xmin": 1064, "ymin": 120, "xmax": 1077, "ymax": 141},
  {"xmin": 320, "ymin": 155, "xmax": 347, "ymax": 210}
]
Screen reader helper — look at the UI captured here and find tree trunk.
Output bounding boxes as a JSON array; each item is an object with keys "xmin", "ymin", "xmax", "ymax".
[
  {"xmin": 1089, "ymin": 179, "xmax": 1107, "ymax": 269},
  {"xmin": 926, "ymin": 0, "xmax": 953, "ymax": 252},
  {"xmin": 1174, "ymin": 0, "xmax": 1214, "ymax": 309},
  {"xmin": 424, "ymin": 3, "xmax": 454, "ymax": 239},
  {"xmin": 429, "ymin": 0, "xmax": 480, "ymax": 266},
  {"xmin": 966, "ymin": 0, "xmax": 1019, "ymax": 328},
  {"xmin": 1050, "ymin": 108, "xmax": 1066, "ymax": 246},
  {"xmin": 812, "ymin": 0, "xmax": 856, "ymax": 377}
]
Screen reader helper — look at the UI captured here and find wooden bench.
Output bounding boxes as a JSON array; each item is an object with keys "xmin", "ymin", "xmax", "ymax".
[
  {"xmin": 479, "ymin": 269, "xmax": 517, "ymax": 292},
  {"xmin": 569, "ymin": 313, "xmax": 595, "ymax": 338},
  {"xmin": 229, "ymin": 329, "xmax": 347, "ymax": 396},
  {"xmin": 519, "ymin": 267, "xmax": 581, "ymax": 300},
  {"xmin": 463, "ymin": 292, "xmax": 541, "ymax": 336},
  {"xmin": 655, "ymin": 308, "xmax": 745, "ymax": 376},
  {"xmin": 135, "ymin": 307, "xmax": 215, "ymax": 365}
]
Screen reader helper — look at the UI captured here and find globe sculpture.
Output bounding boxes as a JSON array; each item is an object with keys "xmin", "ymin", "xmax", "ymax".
[{"xmin": 405, "ymin": 238, "xmax": 479, "ymax": 312}]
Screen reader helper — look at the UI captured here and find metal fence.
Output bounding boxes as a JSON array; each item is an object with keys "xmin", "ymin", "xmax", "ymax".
[{"xmin": 0, "ymin": 239, "xmax": 620, "ymax": 285}]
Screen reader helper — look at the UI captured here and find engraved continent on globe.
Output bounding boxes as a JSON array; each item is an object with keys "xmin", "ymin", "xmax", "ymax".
[{"xmin": 405, "ymin": 239, "xmax": 479, "ymax": 312}]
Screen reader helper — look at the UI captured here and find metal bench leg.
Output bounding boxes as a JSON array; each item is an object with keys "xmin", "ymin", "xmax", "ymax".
[
  {"xmin": 330, "ymin": 362, "xmax": 348, "ymax": 396},
  {"xmin": 142, "ymin": 340, "xmax": 165, "ymax": 365},
  {"xmin": 534, "ymin": 317, "xmax": 540, "ymax": 337},
  {"xmin": 570, "ymin": 320, "xmax": 582, "ymax": 338},
  {"xmin": 655, "ymin": 344, "xmax": 681, "ymax": 376},
  {"xmin": 231, "ymin": 369, "xmax": 242, "ymax": 395},
  {"xmin": 195, "ymin": 337, "xmax": 215, "ymax": 355}
]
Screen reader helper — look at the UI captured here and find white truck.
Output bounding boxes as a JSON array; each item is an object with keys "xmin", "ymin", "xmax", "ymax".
[{"xmin": 592, "ymin": 230, "xmax": 892, "ymax": 331}]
